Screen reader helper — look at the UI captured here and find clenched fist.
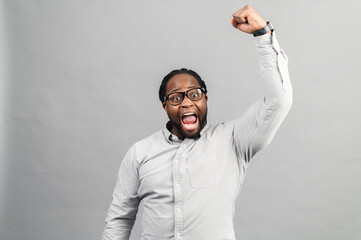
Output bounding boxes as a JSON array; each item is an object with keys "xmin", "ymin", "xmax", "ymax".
[{"xmin": 231, "ymin": 5, "xmax": 270, "ymax": 35}]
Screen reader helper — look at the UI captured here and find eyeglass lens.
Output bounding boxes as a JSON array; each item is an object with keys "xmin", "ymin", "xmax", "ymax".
[{"xmin": 169, "ymin": 88, "xmax": 203, "ymax": 105}]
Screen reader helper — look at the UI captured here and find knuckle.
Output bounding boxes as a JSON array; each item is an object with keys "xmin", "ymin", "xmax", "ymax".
[{"xmin": 246, "ymin": 5, "xmax": 255, "ymax": 13}]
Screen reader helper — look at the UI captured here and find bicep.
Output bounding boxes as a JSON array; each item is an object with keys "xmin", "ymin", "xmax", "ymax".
[{"xmin": 231, "ymin": 97, "xmax": 290, "ymax": 162}]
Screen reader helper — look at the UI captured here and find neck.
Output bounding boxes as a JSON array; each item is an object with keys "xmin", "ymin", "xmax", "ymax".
[{"xmin": 166, "ymin": 121, "xmax": 184, "ymax": 140}]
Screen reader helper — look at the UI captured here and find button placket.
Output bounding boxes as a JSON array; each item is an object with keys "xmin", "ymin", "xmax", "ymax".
[{"xmin": 173, "ymin": 145, "xmax": 185, "ymax": 240}]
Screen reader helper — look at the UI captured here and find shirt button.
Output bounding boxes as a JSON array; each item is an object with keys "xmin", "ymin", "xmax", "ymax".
[
  {"xmin": 176, "ymin": 183, "xmax": 180, "ymax": 187},
  {"xmin": 174, "ymin": 160, "xmax": 178, "ymax": 164},
  {"xmin": 176, "ymin": 208, "xmax": 180, "ymax": 212}
]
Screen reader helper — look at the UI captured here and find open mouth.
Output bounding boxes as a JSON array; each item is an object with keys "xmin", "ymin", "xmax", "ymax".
[{"xmin": 181, "ymin": 112, "xmax": 198, "ymax": 131}]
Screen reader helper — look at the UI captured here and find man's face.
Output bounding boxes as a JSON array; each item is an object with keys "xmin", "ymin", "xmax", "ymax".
[{"xmin": 162, "ymin": 73, "xmax": 208, "ymax": 140}]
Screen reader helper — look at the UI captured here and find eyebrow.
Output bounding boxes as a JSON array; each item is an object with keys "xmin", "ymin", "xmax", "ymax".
[{"xmin": 169, "ymin": 86, "xmax": 200, "ymax": 94}]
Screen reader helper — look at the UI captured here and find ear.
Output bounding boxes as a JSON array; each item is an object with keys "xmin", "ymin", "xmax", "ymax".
[
  {"xmin": 162, "ymin": 102, "xmax": 168, "ymax": 114},
  {"xmin": 205, "ymin": 94, "xmax": 208, "ymax": 102}
]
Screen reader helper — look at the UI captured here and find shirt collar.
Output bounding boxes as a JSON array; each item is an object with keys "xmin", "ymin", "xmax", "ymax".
[{"xmin": 162, "ymin": 121, "xmax": 211, "ymax": 144}]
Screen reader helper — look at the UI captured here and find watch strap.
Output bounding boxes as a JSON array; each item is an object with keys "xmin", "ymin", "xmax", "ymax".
[{"xmin": 253, "ymin": 21, "xmax": 274, "ymax": 37}]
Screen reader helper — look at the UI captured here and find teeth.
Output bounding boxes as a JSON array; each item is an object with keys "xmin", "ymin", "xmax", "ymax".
[{"xmin": 183, "ymin": 112, "xmax": 195, "ymax": 116}]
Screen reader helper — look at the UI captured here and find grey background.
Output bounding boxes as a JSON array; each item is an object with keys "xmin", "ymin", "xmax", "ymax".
[{"xmin": 1, "ymin": 0, "xmax": 361, "ymax": 239}]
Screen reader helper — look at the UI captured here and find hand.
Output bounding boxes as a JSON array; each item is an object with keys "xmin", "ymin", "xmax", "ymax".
[{"xmin": 231, "ymin": 5, "xmax": 270, "ymax": 35}]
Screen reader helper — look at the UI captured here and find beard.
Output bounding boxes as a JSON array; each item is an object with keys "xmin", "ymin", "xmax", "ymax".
[{"xmin": 168, "ymin": 109, "xmax": 208, "ymax": 140}]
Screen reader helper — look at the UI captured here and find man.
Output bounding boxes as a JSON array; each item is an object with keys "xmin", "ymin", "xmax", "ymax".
[{"xmin": 102, "ymin": 5, "xmax": 292, "ymax": 240}]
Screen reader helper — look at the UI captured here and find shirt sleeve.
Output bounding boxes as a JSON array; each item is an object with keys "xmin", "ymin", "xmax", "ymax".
[
  {"xmin": 231, "ymin": 32, "xmax": 293, "ymax": 163},
  {"xmin": 102, "ymin": 147, "xmax": 141, "ymax": 240}
]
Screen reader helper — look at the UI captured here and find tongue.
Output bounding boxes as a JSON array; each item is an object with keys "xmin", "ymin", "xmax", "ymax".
[{"xmin": 182, "ymin": 115, "xmax": 197, "ymax": 124}]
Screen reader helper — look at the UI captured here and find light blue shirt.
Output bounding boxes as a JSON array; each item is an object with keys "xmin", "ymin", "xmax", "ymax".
[{"xmin": 102, "ymin": 32, "xmax": 293, "ymax": 240}]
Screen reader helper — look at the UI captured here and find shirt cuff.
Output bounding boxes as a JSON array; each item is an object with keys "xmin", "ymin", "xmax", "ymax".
[{"xmin": 253, "ymin": 32, "xmax": 272, "ymax": 46}]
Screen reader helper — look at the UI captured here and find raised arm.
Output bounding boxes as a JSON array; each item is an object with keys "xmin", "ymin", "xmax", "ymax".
[
  {"xmin": 102, "ymin": 147, "xmax": 141, "ymax": 240},
  {"xmin": 230, "ymin": 5, "xmax": 293, "ymax": 162}
]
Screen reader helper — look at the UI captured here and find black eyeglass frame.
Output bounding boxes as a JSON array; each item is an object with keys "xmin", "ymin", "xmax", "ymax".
[{"xmin": 163, "ymin": 87, "xmax": 206, "ymax": 106}]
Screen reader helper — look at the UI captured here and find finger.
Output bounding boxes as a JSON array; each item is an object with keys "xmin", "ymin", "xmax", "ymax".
[
  {"xmin": 232, "ymin": 15, "xmax": 247, "ymax": 24},
  {"xmin": 232, "ymin": 9, "xmax": 243, "ymax": 17},
  {"xmin": 233, "ymin": 11, "xmax": 248, "ymax": 24},
  {"xmin": 237, "ymin": 9, "xmax": 249, "ymax": 22},
  {"xmin": 232, "ymin": 6, "xmax": 248, "ymax": 16},
  {"xmin": 230, "ymin": 18, "xmax": 238, "ymax": 28},
  {"xmin": 232, "ymin": 9, "xmax": 244, "ymax": 21},
  {"xmin": 231, "ymin": 19, "xmax": 243, "ymax": 30}
]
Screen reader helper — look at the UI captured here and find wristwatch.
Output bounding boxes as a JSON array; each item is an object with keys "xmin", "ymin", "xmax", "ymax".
[{"xmin": 253, "ymin": 21, "xmax": 274, "ymax": 37}]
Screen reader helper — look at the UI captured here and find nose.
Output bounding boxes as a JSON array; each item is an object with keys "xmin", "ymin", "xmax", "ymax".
[{"xmin": 181, "ymin": 95, "xmax": 194, "ymax": 108}]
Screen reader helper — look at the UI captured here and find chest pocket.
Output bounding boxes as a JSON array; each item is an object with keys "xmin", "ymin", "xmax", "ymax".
[{"xmin": 187, "ymin": 154, "xmax": 219, "ymax": 188}]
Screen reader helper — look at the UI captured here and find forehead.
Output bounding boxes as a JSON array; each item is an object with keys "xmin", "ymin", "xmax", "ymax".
[{"xmin": 166, "ymin": 74, "xmax": 200, "ymax": 93}]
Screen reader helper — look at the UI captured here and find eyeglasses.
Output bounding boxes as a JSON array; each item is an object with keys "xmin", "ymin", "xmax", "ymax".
[{"xmin": 164, "ymin": 88, "xmax": 206, "ymax": 106}]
